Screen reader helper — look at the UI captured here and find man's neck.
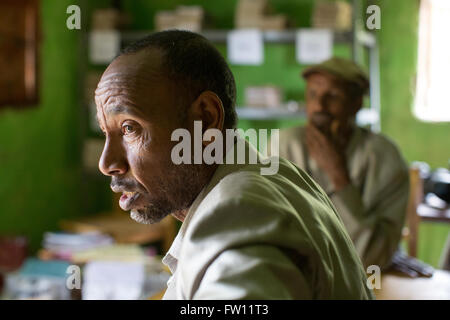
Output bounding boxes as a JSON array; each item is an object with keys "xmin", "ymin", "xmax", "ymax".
[{"xmin": 171, "ymin": 163, "xmax": 219, "ymax": 223}]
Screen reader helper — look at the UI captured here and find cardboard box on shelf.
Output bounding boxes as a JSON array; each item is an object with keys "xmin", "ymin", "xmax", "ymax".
[
  {"xmin": 155, "ymin": 6, "xmax": 204, "ymax": 32},
  {"xmin": 312, "ymin": 0, "xmax": 353, "ymax": 31},
  {"xmin": 235, "ymin": 0, "xmax": 270, "ymax": 21},
  {"xmin": 260, "ymin": 15, "xmax": 288, "ymax": 30},
  {"xmin": 245, "ymin": 86, "xmax": 283, "ymax": 109},
  {"xmin": 91, "ymin": 8, "xmax": 129, "ymax": 30},
  {"xmin": 176, "ymin": 5, "xmax": 204, "ymax": 21},
  {"xmin": 235, "ymin": 0, "xmax": 288, "ymax": 30},
  {"xmin": 155, "ymin": 11, "xmax": 177, "ymax": 31},
  {"xmin": 236, "ymin": 15, "xmax": 288, "ymax": 30},
  {"xmin": 235, "ymin": 17, "xmax": 262, "ymax": 29}
]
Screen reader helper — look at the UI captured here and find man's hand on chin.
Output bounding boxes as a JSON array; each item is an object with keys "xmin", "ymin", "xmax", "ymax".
[{"xmin": 305, "ymin": 123, "xmax": 351, "ymax": 192}]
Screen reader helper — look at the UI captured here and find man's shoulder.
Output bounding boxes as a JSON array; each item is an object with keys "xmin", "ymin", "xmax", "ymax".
[
  {"xmin": 209, "ymin": 158, "xmax": 322, "ymax": 208},
  {"xmin": 355, "ymin": 127, "xmax": 408, "ymax": 169},
  {"xmin": 184, "ymin": 160, "xmax": 343, "ymax": 248},
  {"xmin": 359, "ymin": 127, "xmax": 399, "ymax": 150},
  {"xmin": 275, "ymin": 125, "xmax": 306, "ymax": 163},
  {"xmin": 200, "ymin": 160, "xmax": 306, "ymax": 214},
  {"xmin": 278, "ymin": 125, "xmax": 305, "ymax": 142},
  {"xmin": 178, "ymin": 163, "xmax": 314, "ymax": 274}
]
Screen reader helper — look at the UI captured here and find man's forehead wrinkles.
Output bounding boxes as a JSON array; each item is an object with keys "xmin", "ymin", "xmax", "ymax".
[
  {"xmin": 96, "ymin": 92, "xmax": 149, "ymax": 119},
  {"xmin": 95, "ymin": 81, "xmax": 142, "ymax": 97},
  {"xmin": 96, "ymin": 72, "xmax": 161, "ymax": 89},
  {"xmin": 96, "ymin": 88, "xmax": 143, "ymax": 114},
  {"xmin": 100, "ymin": 90, "xmax": 129, "ymax": 105}
]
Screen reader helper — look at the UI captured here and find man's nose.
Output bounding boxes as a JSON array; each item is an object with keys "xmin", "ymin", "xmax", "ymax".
[
  {"xmin": 318, "ymin": 94, "xmax": 330, "ymax": 112},
  {"xmin": 98, "ymin": 138, "xmax": 128, "ymax": 176}
]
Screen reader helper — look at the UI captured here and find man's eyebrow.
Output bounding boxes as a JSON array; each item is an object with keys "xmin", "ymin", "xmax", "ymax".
[{"xmin": 105, "ymin": 105, "xmax": 144, "ymax": 117}]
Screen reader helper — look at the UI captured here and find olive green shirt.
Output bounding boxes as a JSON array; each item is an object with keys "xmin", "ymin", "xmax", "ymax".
[
  {"xmin": 162, "ymin": 137, "xmax": 373, "ymax": 299},
  {"xmin": 276, "ymin": 126, "xmax": 409, "ymax": 269}
]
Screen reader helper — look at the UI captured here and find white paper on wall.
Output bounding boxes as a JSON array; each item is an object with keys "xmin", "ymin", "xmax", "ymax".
[
  {"xmin": 296, "ymin": 29, "xmax": 333, "ymax": 64},
  {"xmin": 227, "ymin": 29, "xmax": 264, "ymax": 65},
  {"xmin": 89, "ymin": 31, "xmax": 121, "ymax": 64}
]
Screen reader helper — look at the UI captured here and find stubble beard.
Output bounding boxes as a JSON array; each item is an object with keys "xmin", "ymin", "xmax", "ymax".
[{"xmin": 129, "ymin": 162, "xmax": 213, "ymax": 224}]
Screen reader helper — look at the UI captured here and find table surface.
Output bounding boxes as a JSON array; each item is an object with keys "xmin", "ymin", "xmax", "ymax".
[
  {"xmin": 149, "ymin": 270, "xmax": 450, "ymax": 300},
  {"xmin": 418, "ymin": 203, "xmax": 450, "ymax": 223},
  {"xmin": 375, "ymin": 269, "xmax": 450, "ymax": 300}
]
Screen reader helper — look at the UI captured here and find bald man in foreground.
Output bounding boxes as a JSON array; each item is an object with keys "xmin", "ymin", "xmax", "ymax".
[{"xmin": 95, "ymin": 30, "xmax": 373, "ymax": 299}]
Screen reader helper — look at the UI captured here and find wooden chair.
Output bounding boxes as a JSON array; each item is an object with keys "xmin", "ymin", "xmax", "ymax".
[
  {"xmin": 404, "ymin": 167, "xmax": 423, "ymax": 257},
  {"xmin": 404, "ymin": 167, "xmax": 450, "ymax": 258}
]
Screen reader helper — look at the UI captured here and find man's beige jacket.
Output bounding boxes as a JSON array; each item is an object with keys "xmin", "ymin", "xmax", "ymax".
[
  {"xmin": 162, "ymin": 137, "xmax": 373, "ymax": 299},
  {"xmin": 276, "ymin": 126, "xmax": 409, "ymax": 270}
]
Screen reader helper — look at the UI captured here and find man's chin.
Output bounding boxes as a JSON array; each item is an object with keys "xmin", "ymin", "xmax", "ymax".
[{"xmin": 129, "ymin": 208, "xmax": 169, "ymax": 225}]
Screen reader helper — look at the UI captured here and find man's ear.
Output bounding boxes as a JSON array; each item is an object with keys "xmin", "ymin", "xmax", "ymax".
[{"xmin": 189, "ymin": 91, "xmax": 225, "ymax": 133}]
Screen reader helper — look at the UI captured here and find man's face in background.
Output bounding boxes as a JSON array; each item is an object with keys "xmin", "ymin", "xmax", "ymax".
[
  {"xmin": 305, "ymin": 72, "xmax": 361, "ymax": 137},
  {"xmin": 95, "ymin": 48, "xmax": 210, "ymax": 224}
]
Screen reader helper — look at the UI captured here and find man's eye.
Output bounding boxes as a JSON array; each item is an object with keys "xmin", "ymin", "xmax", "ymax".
[
  {"xmin": 122, "ymin": 124, "xmax": 136, "ymax": 135},
  {"xmin": 330, "ymin": 91, "xmax": 343, "ymax": 98}
]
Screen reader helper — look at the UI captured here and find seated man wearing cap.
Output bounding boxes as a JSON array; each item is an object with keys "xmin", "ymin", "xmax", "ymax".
[{"xmin": 275, "ymin": 57, "xmax": 409, "ymax": 270}]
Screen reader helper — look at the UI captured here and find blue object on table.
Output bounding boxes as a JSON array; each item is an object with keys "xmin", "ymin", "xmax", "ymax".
[{"xmin": 19, "ymin": 258, "xmax": 70, "ymax": 279}]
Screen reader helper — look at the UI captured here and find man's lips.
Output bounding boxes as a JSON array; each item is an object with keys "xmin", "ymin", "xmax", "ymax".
[{"xmin": 119, "ymin": 191, "xmax": 141, "ymax": 211}]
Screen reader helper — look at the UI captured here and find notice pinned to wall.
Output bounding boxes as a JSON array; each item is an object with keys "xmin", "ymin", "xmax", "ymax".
[
  {"xmin": 227, "ymin": 29, "xmax": 264, "ymax": 65},
  {"xmin": 296, "ymin": 29, "xmax": 333, "ymax": 64}
]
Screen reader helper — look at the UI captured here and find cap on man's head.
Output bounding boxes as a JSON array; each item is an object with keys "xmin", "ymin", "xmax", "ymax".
[{"xmin": 301, "ymin": 57, "xmax": 370, "ymax": 95}]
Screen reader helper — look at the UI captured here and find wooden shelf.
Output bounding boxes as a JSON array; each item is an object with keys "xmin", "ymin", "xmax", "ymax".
[
  {"xmin": 236, "ymin": 107, "xmax": 306, "ymax": 120},
  {"xmin": 121, "ymin": 29, "xmax": 356, "ymax": 45},
  {"xmin": 119, "ymin": 29, "xmax": 376, "ymax": 47},
  {"xmin": 236, "ymin": 106, "xmax": 379, "ymax": 126}
]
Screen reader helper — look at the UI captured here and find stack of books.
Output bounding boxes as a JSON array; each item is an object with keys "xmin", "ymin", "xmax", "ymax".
[{"xmin": 38, "ymin": 232, "xmax": 114, "ymax": 262}]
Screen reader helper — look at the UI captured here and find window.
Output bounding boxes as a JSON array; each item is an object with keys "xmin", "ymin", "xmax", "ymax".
[
  {"xmin": 414, "ymin": 0, "xmax": 450, "ymax": 122},
  {"xmin": 0, "ymin": 0, "xmax": 40, "ymax": 108}
]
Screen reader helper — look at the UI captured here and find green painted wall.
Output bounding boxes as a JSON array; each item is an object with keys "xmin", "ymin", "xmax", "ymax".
[
  {"xmin": 378, "ymin": 0, "xmax": 450, "ymax": 170},
  {"xmin": 0, "ymin": 0, "xmax": 86, "ymax": 252}
]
